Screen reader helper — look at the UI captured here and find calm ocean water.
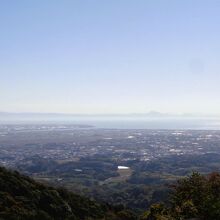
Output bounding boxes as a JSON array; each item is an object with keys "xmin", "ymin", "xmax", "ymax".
[
  {"xmin": 2, "ymin": 117, "xmax": 220, "ymax": 130},
  {"xmin": 71, "ymin": 118, "xmax": 220, "ymax": 130}
]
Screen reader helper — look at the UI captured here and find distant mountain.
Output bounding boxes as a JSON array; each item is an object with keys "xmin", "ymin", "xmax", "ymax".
[
  {"xmin": 129, "ymin": 111, "xmax": 175, "ymax": 117},
  {"xmin": 0, "ymin": 111, "xmax": 169, "ymax": 117},
  {"xmin": 0, "ymin": 166, "xmax": 136, "ymax": 220}
]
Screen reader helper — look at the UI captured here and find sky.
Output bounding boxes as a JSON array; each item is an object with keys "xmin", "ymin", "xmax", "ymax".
[{"xmin": 1, "ymin": 0, "xmax": 220, "ymax": 115}]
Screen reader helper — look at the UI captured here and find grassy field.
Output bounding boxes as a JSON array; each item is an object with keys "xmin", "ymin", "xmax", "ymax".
[{"xmin": 101, "ymin": 168, "xmax": 133, "ymax": 185}]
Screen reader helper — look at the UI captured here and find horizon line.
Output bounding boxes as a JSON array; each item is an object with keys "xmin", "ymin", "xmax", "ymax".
[{"xmin": 0, "ymin": 111, "xmax": 220, "ymax": 118}]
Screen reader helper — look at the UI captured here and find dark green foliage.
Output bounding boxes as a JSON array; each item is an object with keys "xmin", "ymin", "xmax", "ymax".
[
  {"xmin": 145, "ymin": 172, "xmax": 220, "ymax": 220},
  {"xmin": 0, "ymin": 166, "xmax": 136, "ymax": 220},
  {"xmin": 17, "ymin": 153, "xmax": 220, "ymax": 212}
]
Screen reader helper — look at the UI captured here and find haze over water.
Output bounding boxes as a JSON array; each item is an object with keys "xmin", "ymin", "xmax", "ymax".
[{"xmin": 1, "ymin": 116, "xmax": 220, "ymax": 130}]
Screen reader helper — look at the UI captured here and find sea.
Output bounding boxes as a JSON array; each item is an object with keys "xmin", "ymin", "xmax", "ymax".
[{"xmin": 1, "ymin": 116, "xmax": 220, "ymax": 130}]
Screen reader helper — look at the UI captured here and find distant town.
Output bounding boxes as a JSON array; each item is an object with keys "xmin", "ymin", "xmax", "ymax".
[{"xmin": 1, "ymin": 124, "xmax": 220, "ymax": 168}]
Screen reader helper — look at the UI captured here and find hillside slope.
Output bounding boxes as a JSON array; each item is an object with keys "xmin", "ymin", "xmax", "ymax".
[
  {"xmin": 142, "ymin": 172, "xmax": 220, "ymax": 220},
  {"xmin": 0, "ymin": 166, "xmax": 136, "ymax": 220}
]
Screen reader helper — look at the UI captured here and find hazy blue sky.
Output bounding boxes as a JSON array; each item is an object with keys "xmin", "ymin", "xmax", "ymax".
[{"xmin": 1, "ymin": 1, "xmax": 220, "ymax": 114}]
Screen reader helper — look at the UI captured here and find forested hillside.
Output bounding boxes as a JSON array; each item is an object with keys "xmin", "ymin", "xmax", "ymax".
[
  {"xmin": 1, "ymin": 166, "xmax": 220, "ymax": 220},
  {"xmin": 142, "ymin": 172, "xmax": 220, "ymax": 220},
  {"xmin": 0, "ymin": 166, "xmax": 136, "ymax": 220}
]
